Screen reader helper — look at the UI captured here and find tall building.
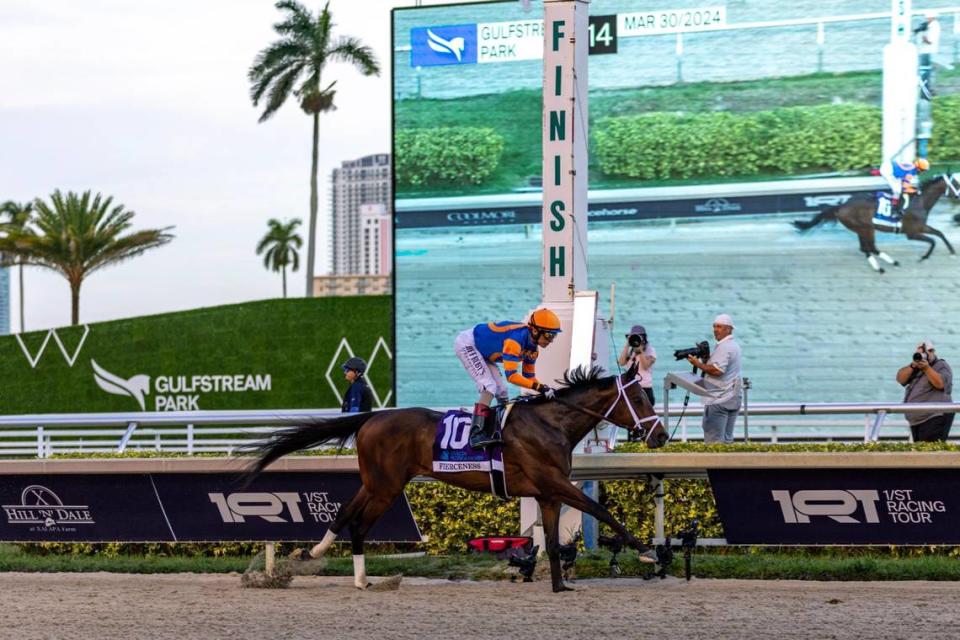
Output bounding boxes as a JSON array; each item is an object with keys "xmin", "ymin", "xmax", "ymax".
[
  {"xmin": 360, "ymin": 204, "xmax": 392, "ymax": 276},
  {"xmin": 0, "ymin": 267, "xmax": 9, "ymax": 335},
  {"xmin": 330, "ymin": 153, "xmax": 391, "ymax": 275}
]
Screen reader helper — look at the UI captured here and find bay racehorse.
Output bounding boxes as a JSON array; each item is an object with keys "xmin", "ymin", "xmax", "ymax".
[
  {"xmin": 243, "ymin": 364, "xmax": 668, "ymax": 593},
  {"xmin": 793, "ymin": 174, "xmax": 960, "ymax": 271}
]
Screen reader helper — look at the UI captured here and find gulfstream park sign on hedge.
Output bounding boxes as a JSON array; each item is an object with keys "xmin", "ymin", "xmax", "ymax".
[{"xmin": 0, "ymin": 297, "xmax": 393, "ymax": 414}]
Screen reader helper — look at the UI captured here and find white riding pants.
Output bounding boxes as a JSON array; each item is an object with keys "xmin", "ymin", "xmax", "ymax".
[{"xmin": 454, "ymin": 329, "xmax": 507, "ymax": 400}]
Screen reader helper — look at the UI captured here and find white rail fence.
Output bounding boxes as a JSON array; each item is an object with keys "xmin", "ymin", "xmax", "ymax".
[{"xmin": 0, "ymin": 403, "xmax": 957, "ymax": 458}]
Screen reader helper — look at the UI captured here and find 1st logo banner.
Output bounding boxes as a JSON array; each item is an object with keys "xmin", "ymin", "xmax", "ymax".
[{"xmin": 708, "ymin": 469, "xmax": 960, "ymax": 545}]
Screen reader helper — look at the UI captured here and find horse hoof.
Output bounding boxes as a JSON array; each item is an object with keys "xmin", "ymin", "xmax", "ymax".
[
  {"xmin": 288, "ymin": 548, "xmax": 312, "ymax": 562},
  {"xmin": 553, "ymin": 583, "xmax": 575, "ymax": 593},
  {"xmin": 878, "ymin": 268, "xmax": 885, "ymax": 274},
  {"xmin": 893, "ymin": 261, "xmax": 901, "ymax": 267}
]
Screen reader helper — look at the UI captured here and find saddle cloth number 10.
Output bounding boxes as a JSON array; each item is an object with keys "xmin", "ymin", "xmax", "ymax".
[{"xmin": 440, "ymin": 414, "xmax": 472, "ymax": 449}]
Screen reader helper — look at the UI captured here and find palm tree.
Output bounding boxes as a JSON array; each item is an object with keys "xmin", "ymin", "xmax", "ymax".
[
  {"xmin": 0, "ymin": 190, "xmax": 174, "ymax": 325},
  {"xmin": 249, "ymin": 0, "xmax": 379, "ymax": 297},
  {"xmin": 0, "ymin": 200, "xmax": 33, "ymax": 333},
  {"xmin": 256, "ymin": 218, "xmax": 302, "ymax": 298}
]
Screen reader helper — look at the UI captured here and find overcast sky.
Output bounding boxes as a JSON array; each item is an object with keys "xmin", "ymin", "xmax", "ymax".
[{"xmin": 0, "ymin": 0, "xmax": 480, "ymax": 332}]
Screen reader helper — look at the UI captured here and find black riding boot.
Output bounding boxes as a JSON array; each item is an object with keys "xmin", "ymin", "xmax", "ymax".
[{"xmin": 468, "ymin": 404, "xmax": 502, "ymax": 449}]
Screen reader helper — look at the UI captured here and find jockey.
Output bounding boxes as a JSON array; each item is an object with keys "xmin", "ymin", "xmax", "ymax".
[
  {"xmin": 880, "ymin": 157, "xmax": 930, "ymax": 215},
  {"xmin": 454, "ymin": 308, "xmax": 562, "ymax": 448}
]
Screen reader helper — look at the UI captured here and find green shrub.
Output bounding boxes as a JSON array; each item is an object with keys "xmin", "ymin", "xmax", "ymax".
[
  {"xmin": 395, "ymin": 127, "xmax": 504, "ymax": 186},
  {"xmin": 594, "ymin": 103, "xmax": 884, "ymax": 179},
  {"xmin": 932, "ymin": 94, "xmax": 960, "ymax": 161}
]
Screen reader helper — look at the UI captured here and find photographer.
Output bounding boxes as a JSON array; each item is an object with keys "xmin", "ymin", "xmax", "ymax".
[
  {"xmin": 618, "ymin": 324, "xmax": 656, "ymax": 405},
  {"xmin": 897, "ymin": 341, "xmax": 953, "ymax": 442},
  {"xmin": 685, "ymin": 314, "xmax": 742, "ymax": 444}
]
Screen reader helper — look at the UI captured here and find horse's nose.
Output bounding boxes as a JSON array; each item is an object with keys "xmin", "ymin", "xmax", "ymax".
[{"xmin": 655, "ymin": 430, "xmax": 669, "ymax": 447}]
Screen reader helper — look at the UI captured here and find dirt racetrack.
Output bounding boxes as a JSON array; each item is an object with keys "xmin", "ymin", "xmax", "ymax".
[{"xmin": 2, "ymin": 572, "xmax": 959, "ymax": 640}]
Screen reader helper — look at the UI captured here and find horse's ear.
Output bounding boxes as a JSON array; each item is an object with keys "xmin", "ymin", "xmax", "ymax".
[{"xmin": 624, "ymin": 360, "xmax": 639, "ymax": 380}]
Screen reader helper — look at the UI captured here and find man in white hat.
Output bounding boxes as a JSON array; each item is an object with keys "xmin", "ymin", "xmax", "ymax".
[
  {"xmin": 686, "ymin": 313, "xmax": 742, "ymax": 444},
  {"xmin": 896, "ymin": 340, "xmax": 953, "ymax": 442}
]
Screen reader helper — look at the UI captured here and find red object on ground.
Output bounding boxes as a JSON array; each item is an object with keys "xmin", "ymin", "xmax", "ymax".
[{"xmin": 466, "ymin": 536, "xmax": 533, "ymax": 556}]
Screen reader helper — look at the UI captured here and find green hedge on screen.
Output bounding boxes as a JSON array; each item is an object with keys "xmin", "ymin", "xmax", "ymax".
[
  {"xmin": 395, "ymin": 126, "xmax": 504, "ymax": 186},
  {"xmin": 594, "ymin": 98, "xmax": 960, "ymax": 181}
]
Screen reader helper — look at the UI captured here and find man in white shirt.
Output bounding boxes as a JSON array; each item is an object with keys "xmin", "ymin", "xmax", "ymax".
[
  {"xmin": 917, "ymin": 11, "xmax": 941, "ymax": 56},
  {"xmin": 916, "ymin": 10, "xmax": 942, "ymax": 97},
  {"xmin": 686, "ymin": 314, "xmax": 742, "ymax": 444}
]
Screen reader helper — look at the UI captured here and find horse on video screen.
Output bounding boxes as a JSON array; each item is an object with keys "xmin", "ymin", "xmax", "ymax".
[
  {"xmin": 793, "ymin": 174, "xmax": 960, "ymax": 271},
  {"xmin": 243, "ymin": 364, "xmax": 668, "ymax": 593}
]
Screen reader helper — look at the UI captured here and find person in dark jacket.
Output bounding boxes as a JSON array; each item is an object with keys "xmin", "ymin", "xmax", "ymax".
[{"xmin": 341, "ymin": 356, "xmax": 374, "ymax": 413}]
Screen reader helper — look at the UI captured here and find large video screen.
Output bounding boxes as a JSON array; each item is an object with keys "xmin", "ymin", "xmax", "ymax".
[{"xmin": 393, "ymin": 0, "xmax": 960, "ymax": 410}]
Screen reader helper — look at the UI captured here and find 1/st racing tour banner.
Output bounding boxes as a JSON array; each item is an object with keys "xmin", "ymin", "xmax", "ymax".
[
  {"xmin": 709, "ymin": 469, "xmax": 960, "ymax": 545},
  {"xmin": 0, "ymin": 472, "xmax": 420, "ymax": 543}
]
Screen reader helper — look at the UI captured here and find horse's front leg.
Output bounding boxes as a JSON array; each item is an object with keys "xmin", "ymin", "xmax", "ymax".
[
  {"xmin": 537, "ymin": 498, "xmax": 573, "ymax": 592},
  {"xmin": 924, "ymin": 225, "xmax": 956, "ymax": 255},
  {"xmin": 545, "ymin": 477, "xmax": 655, "ymax": 563},
  {"xmin": 906, "ymin": 232, "xmax": 937, "ymax": 260}
]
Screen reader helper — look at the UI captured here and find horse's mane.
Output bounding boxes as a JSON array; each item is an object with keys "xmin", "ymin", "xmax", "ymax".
[
  {"xmin": 922, "ymin": 174, "xmax": 945, "ymax": 189},
  {"xmin": 558, "ymin": 364, "xmax": 609, "ymax": 391}
]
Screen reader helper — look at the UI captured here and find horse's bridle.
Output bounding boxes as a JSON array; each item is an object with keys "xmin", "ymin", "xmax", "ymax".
[{"xmin": 553, "ymin": 374, "xmax": 662, "ymax": 444}]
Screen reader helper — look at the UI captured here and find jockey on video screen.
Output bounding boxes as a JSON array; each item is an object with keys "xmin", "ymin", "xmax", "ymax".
[
  {"xmin": 453, "ymin": 307, "xmax": 561, "ymax": 448},
  {"xmin": 880, "ymin": 157, "xmax": 929, "ymax": 216}
]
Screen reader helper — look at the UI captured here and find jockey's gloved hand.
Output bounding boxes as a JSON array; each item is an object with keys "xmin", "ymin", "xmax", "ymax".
[
  {"xmin": 496, "ymin": 395, "xmax": 509, "ymax": 406},
  {"xmin": 535, "ymin": 383, "xmax": 556, "ymax": 399}
]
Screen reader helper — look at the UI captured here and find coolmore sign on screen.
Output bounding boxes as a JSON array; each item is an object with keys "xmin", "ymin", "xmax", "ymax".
[
  {"xmin": 0, "ymin": 473, "xmax": 420, "ymax": 543},
  {"xmin": 709, "ymin": 469, "xmax": 960, "ymax": 545}
]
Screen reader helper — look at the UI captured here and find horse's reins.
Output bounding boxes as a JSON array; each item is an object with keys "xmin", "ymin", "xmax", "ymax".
[{"xmin": 552, "ymin": 375, "xmax": 661, "ymax": 444}]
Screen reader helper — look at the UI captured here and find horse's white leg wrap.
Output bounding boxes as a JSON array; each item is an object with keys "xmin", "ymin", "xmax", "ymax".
[
  {"xmin": 309, "ymin": 530, "xmax": 336, "ymax": 558},
  {"xmin": 867, "ymin": 255, "xmax": 882, "ymax": 271},
  {"xmin": 878, "ymin": 252, "xmax": 897, "ymax": 265},
  {"xmin": 353, "ymin": 554, "xmax": 368, "ymax": 589}
]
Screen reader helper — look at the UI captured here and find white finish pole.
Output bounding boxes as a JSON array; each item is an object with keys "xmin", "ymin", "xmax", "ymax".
[{"xmin": 882, "ymin": 0, "xmax": 918, "ymax": 163}]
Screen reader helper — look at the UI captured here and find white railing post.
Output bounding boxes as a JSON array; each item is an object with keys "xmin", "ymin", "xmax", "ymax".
[
  {"xmin": 36, "ymin": 426, "xmax": 44, "ymax": 458},
  {"xmin": 187, "ymin": 424, "xmax": 194, "ymax": 455}
]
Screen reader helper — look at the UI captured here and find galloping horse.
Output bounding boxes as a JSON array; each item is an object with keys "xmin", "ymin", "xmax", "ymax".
[
  {"xmin": 244, "ymin": 364, "xmax": 668, "ymax": 593},
  {"xmin": 793, "ymin": 174, "xmax": 960, "ymax": 272}
]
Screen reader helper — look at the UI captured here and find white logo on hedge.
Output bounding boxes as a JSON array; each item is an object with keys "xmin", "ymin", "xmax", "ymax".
[
  {"xmin": 427, "ymin": 28, "xmax": 465, "ymax": 61},
  {"xmin": 90, "ymin": 360, "xmax": 271, "ymax": 411},
  {"xmin": 772, "ymin": 489, "xmax": 880, "ymax": 524},
  {"xmin": 15, "ymin": 325, "xmax": 90, "ymax": 368},
  {"xmin": 3, "ymin": 485, "xmax": 94, "ymax": 530},
  {"xmin": 92, "ymin": 359, "xmax": 151, "ymax": 410}
]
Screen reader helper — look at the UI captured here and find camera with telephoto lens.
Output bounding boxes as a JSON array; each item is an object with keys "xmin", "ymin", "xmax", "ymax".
[
  {"xmin": 628, "ymin": 333, "xmax": 647, "ymax": 348},
  {"xmin": 673, "ymin": 341, "xmax": 710, "ymax": 362},
  {"xmin": 913, "ymin": 352, "xmax": 924, "ymax": 363}
]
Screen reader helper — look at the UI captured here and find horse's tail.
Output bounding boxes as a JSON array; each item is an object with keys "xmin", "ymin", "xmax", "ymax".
[
  {"xmin": 240, "ymin": 412, "xmax": 378, "ymax": 480},
  {"xmin": 793, "ymin": 206, "xmax": 838, "ymax": 232}
]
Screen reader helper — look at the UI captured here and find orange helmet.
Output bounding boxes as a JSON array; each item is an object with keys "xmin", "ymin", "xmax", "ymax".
[
  {"xmin": 915, "ymin": 158, "xmax": 930, "ymax": 171},
  {"xmin": 529, "ymin": 308, "xmax": 562, "ymax": 333}
]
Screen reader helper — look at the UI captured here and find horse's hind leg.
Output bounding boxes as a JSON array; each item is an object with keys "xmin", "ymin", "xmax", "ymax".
[
  {"xmin": 906, "ymin": 232, "xmax": 937, "ymax": 260},
  {"xmin": 537, "ymin": 498, "xmax": 573, "ymax": 593},
  {"xmin": 924, "ymin": 225, "xmax": 956, "ymax": 255},
  {"xmin": 858, "ymin": 232, "xmax": 885, "ymax": 273},
  {"xmin": 304, "ymin": 487, "xmax": 371, "ymax": 559},
  {"xmin": 348, "ymin": 487, "xmax": 407, "ymax": 589}
]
